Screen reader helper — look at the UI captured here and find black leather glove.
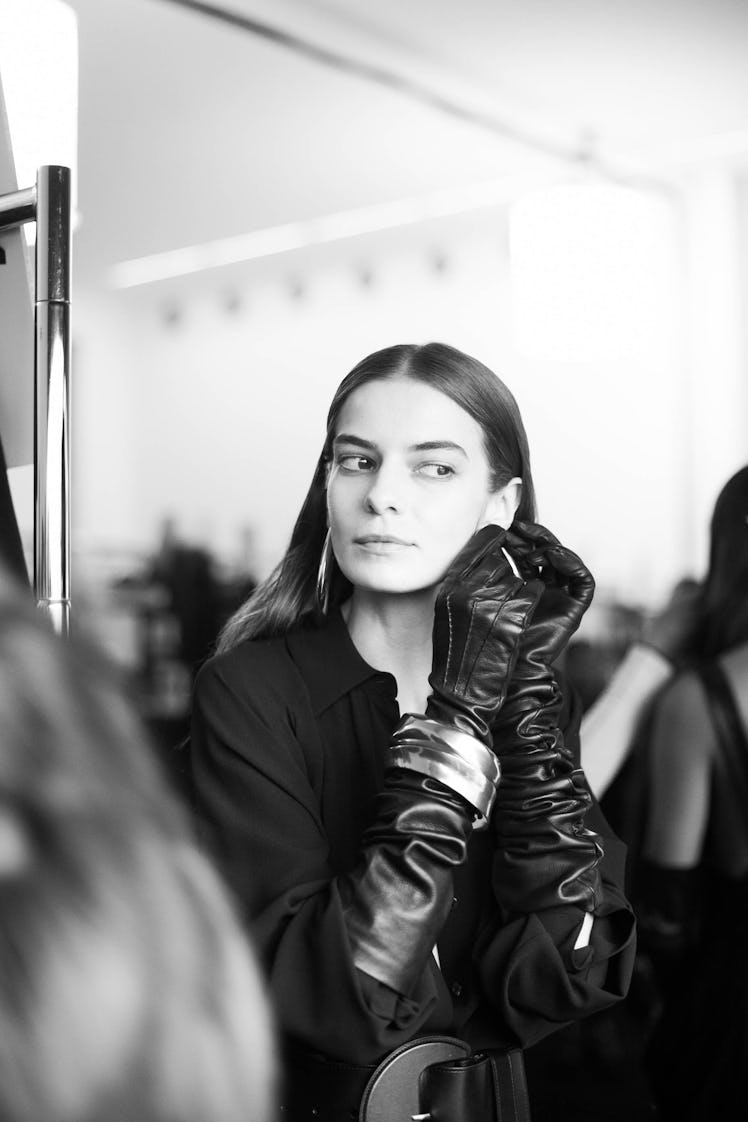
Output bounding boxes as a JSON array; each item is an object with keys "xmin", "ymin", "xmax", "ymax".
[
  {"xmin": 491, "ymin": 521, "xmax": 602, "ymax": 917},
  {"xmin": 341, "ymin": 770, "xmax": 474, "ymax": 994},
  {"xmin": 341, "ymin": 526, "xmax": 545, "ymax": 995},
  {"xmin": 425, "ymin": 525, "xmax": 545, "ymax": 746},
  {"xmin": 502, "ymin": 520, "xmax": 594, "ymax": 665}
]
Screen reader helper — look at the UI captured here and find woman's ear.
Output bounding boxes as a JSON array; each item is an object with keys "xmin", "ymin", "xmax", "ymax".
[{"xmin": 479, "ymin": 477, "xmax": 522, "ymax": 530}]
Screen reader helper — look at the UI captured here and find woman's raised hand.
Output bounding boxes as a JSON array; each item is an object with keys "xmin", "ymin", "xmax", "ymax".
[
  {"xmin": 501, "ymin": 520, "xmax": 595, "ymax": 662},
  {"xmin": 426, "ymin": 524, "xmax": 545, "ymax": 746},
  {"xmin": 489, "ymin": 523, "xmax": 602, "ymax": 916}
]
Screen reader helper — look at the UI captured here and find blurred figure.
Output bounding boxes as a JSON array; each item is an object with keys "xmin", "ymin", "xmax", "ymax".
[
  {"xmin": 150, "ymin": 515, "xmax": 223, "ymax": 677},
  {"xmin": 0, "ymin": 562, "xmax": 276, "ymax": 1122},
  {"xmin": 580, "ymin": 576, "xmax": 703, "ymax": 863},
  {"xmin": 217, "ymin": 522, "xmax": 261, "ymax": 628},
  {"xmin": 550, "ymin": 578, "xmax": 703, "ymax": 1120},
  {"xmin": 135, "ymin": 516, "xmax": 225, "ymax": 798},
  {"xmin": 580, "ymin": 579, "xmax": 703, "ymax": 802},
  {"xmin": 635, "ymin": 465, "xmax": 748, "ymax": 1121}
]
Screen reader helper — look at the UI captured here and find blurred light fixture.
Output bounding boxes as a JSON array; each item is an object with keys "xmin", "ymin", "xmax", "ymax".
[
  {"xmin": 108, "ymin": 175, "xmax": 547, "ymax": 289},
  {"xmin": 508, "ymin": 180, "xmax": 678, "ymax": 361},
  {"xmin": 0, "ymin": 0, "xmax": 78, "ymax": 206}
]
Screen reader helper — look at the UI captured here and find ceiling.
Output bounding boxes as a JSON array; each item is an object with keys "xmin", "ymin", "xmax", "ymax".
[{"xmin": 66, "ymin": 0, "xmax": 748, "ymax": 293}]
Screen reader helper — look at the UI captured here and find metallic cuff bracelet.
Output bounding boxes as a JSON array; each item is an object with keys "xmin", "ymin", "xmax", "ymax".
[
  {"xmin": 388, "ymin": 716, "xmax": 501, "ymax": 827},
  {"xmin": 393, "ymin": 715, "xmax": 501, "ymax": 783}
]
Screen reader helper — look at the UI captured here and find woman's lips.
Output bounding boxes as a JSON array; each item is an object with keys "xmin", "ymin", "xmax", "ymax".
[{"xmin": 354, "ymin": 535, "xmax": 413, "ymax": 554}]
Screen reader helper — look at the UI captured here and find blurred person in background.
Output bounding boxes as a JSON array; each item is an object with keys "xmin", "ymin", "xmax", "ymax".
[
  {"xmin": 189, "ymin": 342, "xmax": 636, "ymax": 1122},
  {"xmin": 114, "ymin": 516, "xmax": 226, "ymax": 799},
  {"xmin": 580, "ymin": 579, "xmax": 702, "ymax": 804},
  {"xmin": 632, "ymin": 464, "xmax": 748, "ymax": 1121},
  {"xmin": 0, "ymin": 561, "xmax": 276, "ymax": 1122},
  {"xmin": 219, "ymin": 522, "xmax": 261, "ymax": 618},
  {"xmin": 149, "ymin": 515, "xmax": 223, "ymax": 679},
  {"xmin": 526, "ymin": 576, "xmax": 702, "ymax": 1119}
]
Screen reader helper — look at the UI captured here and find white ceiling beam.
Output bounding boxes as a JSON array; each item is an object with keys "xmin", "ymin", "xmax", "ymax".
[{"xmin": 158, "ymin": 0, "xmax": 590, "ymax": 168}]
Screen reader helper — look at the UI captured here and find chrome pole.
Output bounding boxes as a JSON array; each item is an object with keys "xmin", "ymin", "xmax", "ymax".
[
  {"xmin": 34, "ymin": 165, "xmax": 71, "ymax": 635},
  {"xmin": 0, "ymin": 185, "xmax": 36, "ymax": 228}
]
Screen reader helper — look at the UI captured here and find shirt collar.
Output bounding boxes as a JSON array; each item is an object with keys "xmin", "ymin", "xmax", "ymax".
[{"xmin": 284, "ymin": 607, "xmax": 397, "ymax": 716}]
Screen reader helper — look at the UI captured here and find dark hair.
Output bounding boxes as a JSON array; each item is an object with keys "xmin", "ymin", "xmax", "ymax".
[
  {"xmin": 218, "ymin": 342, "xmax": 536, "ymax": 650},
  {"xmin": 0, "ymin": 564, "xmax": 276, "ymax": 1122},
  {"xmin": 695, "ymin": 464, "xmax": 748, "ymax": 658}
]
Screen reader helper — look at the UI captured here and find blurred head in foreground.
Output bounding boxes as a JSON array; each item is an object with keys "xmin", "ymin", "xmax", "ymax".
[{"xmin": 0, "ymin": 564, "xmax": 276, "ymax": 1122}]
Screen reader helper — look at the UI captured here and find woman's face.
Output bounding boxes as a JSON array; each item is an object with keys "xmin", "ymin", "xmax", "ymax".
[{"xmin": 326, "ymin": 376, "xmax": 518, "ymax": 597}]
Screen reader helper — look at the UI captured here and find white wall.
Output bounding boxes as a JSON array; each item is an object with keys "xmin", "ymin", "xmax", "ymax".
[{"xmin": 66, "ymin": 185, "xmax": 748, "ymax": 611}]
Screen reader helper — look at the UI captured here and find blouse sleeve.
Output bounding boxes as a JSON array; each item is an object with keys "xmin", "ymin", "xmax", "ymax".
[
  {"xmin": 189, "ymin": 651, "xmax": 450, "ymax": 1064},
  {"xmin": 474, "ymin": 679, "xmax": 637, "ymax": 1048}
]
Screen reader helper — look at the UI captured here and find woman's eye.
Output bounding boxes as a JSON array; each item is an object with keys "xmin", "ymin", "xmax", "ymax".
[
  {"xmin": 417, "ymin": 463, "xmax": 455, "ymax": 479},
  {"xmin": 336, "ymin": 454, "xmax": 375, "ymax": 472}
]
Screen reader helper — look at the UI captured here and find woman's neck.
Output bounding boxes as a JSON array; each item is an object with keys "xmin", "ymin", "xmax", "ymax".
[{"xmin": 342, "ymin": 590, "xmax": 436, "ymax": 716}]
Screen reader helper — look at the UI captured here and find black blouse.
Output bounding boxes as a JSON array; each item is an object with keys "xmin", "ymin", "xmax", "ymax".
[{"xmin": 189, "ymin": 608, "xmax": 635, "ymax": 1065}]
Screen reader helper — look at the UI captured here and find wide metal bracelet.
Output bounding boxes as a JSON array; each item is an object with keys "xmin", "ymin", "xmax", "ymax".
[
  {"xmin": 392, "ymin": 715, "xmax": 500, "ymax": 785},
  {"xmin": 388, "ymin": 743, "xmax": 497, "ymax": 827},
  {"xmin": 388, "ymin": 720, "xmax": 499, "ymax": 828}
]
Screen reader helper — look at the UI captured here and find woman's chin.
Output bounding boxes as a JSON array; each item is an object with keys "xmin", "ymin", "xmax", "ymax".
[
  {"xmin": 347, "ymin": 574, "xmax": 442, "ymax": 599},
  {"xmin": 338, "ymin": 553, "xmax": 447, "ymax": 598}
]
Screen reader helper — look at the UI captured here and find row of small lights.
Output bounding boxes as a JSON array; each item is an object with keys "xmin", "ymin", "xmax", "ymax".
[{"xmin": 157, "ymin": 251, "xmax": 452, "ymax": 327}]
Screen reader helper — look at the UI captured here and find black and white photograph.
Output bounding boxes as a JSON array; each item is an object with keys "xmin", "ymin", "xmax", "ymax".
[{"xmin": 2, "ymin": 2, "xmax": 748, "ymax": 1119}]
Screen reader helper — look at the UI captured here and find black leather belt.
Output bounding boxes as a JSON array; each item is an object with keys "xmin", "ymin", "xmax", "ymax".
[
  {"xmin": 280, "ymin": 1036, "xmax": 530, "ymax": 1122},
  {"xmin": 280, "ymin": 1036, "xmax": 477, "ymax": 1122},
  {"xmin": 280, "ymin": 1042, "xmax": 376, "ymax": 1122}
]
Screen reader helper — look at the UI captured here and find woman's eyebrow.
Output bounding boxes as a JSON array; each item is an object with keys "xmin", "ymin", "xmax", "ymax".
[
  {"xmin": 333, "ymin": 433, "xmax": 377, "ymax": 449},
  {"xmin": 333, "ymin": 435, "xmax": 468, "ymax": 457},
  {"xmin": 411, "ymin": 440, "xmax": 468, "ymax": 456}
]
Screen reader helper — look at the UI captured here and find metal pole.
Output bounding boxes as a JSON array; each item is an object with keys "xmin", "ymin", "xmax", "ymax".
[
  {"xmin": 0, "ymin": 185, "xmax": 36, "ymax": 228},
  {"xmin": 34, "ymin": 165, "xmax": 71, "ymax": 635}
]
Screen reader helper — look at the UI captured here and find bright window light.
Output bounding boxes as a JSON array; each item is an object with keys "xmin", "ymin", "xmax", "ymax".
[
  {"xmin": 509, "ymin": 182, "xmax": 678, "ymax": 361},
  {"xmin": 0, "ymin": 0, "xmax": 78, "ymax": 198}
]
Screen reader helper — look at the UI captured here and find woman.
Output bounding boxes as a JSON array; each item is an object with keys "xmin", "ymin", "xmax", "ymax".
[
  {"xmin": 637, "ymin": 464, "xmax": 748, "ymax": 1121},
  {"xmin": 189, "ymin": 342, "xmax": 636, "ymax": 1120},
  {"xmin": 0, "ymin": 562, "xmax": 276, "ymax": 1122}
]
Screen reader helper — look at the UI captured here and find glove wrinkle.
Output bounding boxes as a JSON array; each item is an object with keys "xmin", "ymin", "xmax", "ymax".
[
  {"xmin": 340, "ymin": 773, "xmax": 473, "ymax": 994},
  {"xmin": 342, "ymin": 525, "xmax": 542, "ymax": 999},
  {"xmin": 491, "ymin": 522, "xmax": 602, "ymax": 920}
]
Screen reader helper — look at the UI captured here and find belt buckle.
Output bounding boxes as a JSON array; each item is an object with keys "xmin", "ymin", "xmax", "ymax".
[{"xmin": 359, "ymin": 1035, "xmax": 470, "ymax": 1122}]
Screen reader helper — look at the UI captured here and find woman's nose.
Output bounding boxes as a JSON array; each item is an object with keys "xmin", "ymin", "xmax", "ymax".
[{"xmin": 364, "ymin": 467, "xmax": 404, "ymax": 514}]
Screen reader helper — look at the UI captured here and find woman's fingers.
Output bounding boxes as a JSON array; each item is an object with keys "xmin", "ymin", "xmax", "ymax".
[
  {"xmin": 442, "ymin": 524, "xmax": 510, "ymax": 585},
  {"xmin": 505, "ymin": 523, "xmax": 595, "ymax": 605},
  {"xmin": 512, "ymin": 520, "xmax": 562, "ymax": 549}
]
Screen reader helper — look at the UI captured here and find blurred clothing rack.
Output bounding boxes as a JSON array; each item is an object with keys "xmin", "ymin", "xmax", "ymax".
[{"xmin": 0, "ymin": 165, "xmax": 72, "ymax": 635}]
